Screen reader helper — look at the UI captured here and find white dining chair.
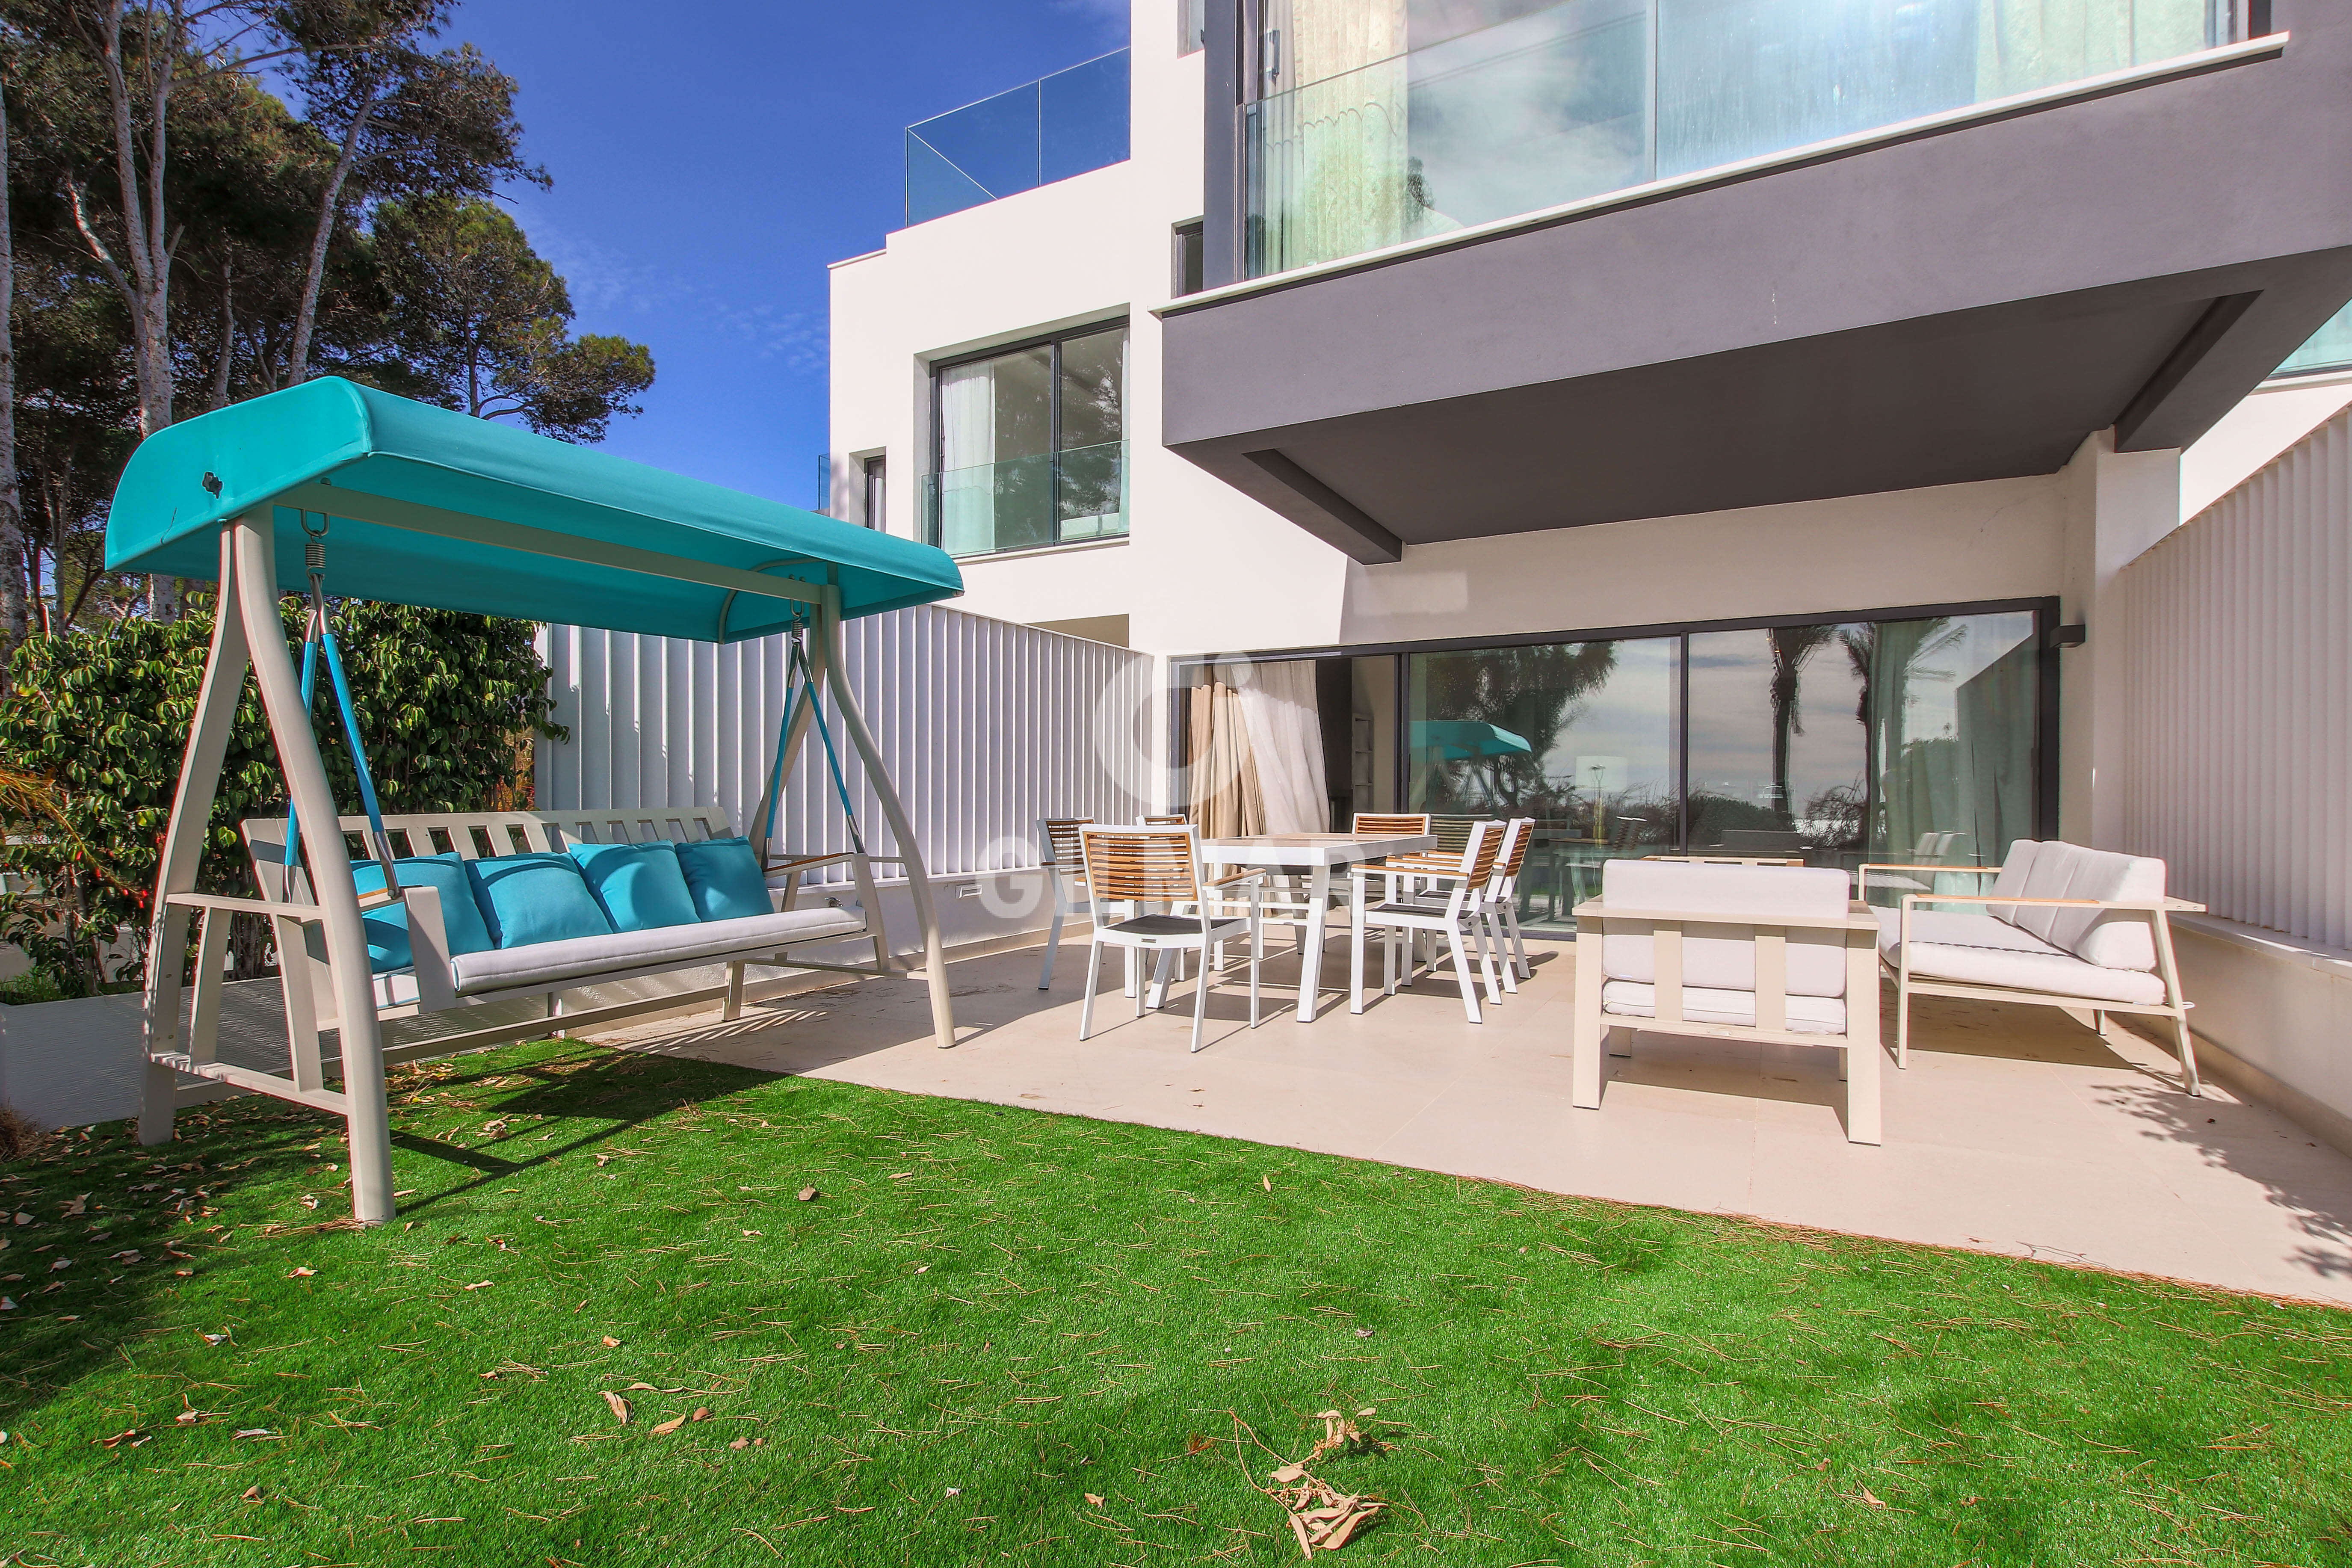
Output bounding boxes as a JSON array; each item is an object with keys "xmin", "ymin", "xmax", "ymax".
[
  {"xmin": 1346, "ymin": 819, "xmax": 1504, "ymax": 1023},
  {"xmin": 1078, "ymin": 824, "xmax": 1267, "ymax": 1052}
]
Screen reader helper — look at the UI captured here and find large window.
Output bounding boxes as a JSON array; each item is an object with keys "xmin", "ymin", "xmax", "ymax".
[
  {"xmin": 1401, "ymin": 608, "xmax": 2044, "ymax": 930},
  {"xmin": 926, "ymin": 323, "xmax": 1129, "ymax": 558}
]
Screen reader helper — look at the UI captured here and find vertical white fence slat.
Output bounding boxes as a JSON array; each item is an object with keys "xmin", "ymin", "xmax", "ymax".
[
  {"xmin": 2120, "ymin": 406, "xmax": 2352, "ymax": 948},
  {"xmin": 537, "ymin": 603, "xmax": 1152, "ymax": 881}
]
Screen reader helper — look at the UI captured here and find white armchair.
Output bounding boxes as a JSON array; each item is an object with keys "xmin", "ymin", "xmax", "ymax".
[
  {"xmin": 1863, "ymin": 840, "xmax": 2204, "ymax": 1095},
  {"xmin": 1574, "ymin": 859, "xmax": 1883, "ymax": 1144}
]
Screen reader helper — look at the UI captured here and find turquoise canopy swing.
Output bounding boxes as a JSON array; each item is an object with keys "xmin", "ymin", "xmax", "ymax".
[{"xmin": 108, "ymin": 378, "xmax": 964, "ymax": 1225}]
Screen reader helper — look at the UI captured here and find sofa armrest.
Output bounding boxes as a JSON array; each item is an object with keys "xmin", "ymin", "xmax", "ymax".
[{"xmin": 1897, "ymin": 892, "xmax": 2186, "ymax": 912}]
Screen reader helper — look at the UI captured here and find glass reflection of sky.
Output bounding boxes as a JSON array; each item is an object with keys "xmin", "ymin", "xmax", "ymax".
[
  {"xmin": 1535, "ymin": 637, "xmax": 1677, "ymax": 798},
  {"xmin": 1895, "ymin": 612, "xmax": 2036, "ymax": 743},
  {"xmin": 1686, "ymin": 629, "xmax": 1868, "ymax": 812}
]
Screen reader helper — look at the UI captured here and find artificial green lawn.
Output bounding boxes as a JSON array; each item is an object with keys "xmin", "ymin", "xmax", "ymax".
[{"xmin": 3, "ymin": 1039, "xmax": 2348, "ymax": 1567}]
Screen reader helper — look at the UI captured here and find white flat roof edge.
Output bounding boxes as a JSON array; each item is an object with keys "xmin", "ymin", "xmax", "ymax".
[{"xmin": 1157, "ymin": 33, "xmax": 2289, "ymax": 318}]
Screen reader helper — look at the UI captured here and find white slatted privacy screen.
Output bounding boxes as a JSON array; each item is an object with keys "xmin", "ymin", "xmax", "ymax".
[
  {"xmin": 536, "ymin": 604, "xmax": 1153, "ymax": 881},
  {"xmin": 2120, "ymin": 406, "xmax": 2352, "ymax": 947}
]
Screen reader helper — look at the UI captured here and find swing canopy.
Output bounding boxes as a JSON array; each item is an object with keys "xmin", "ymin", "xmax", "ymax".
[{"xmin": 105, "ymin": 378, "xmax": 962, "ymax": 640}]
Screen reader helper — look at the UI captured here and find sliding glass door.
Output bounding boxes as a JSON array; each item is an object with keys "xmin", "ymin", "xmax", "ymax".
[
  {"xmin": 1685, "ymin": 624, "xmax": 1870, "ymax": 861},
  {"xmin": 1399, "ymin": 606, "xmax": 2044, "ymax": 931}
]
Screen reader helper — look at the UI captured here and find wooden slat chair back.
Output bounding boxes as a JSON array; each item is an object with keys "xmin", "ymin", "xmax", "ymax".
[
  {"xmin": 1075, "ymin": 825, "xmax": 1266, "ymax": 1051},
  {"xmin": 1352, "ymin": 812, "xmax": 1431, "ymax": 837},
  {"xmin": 1483, "ymin": 817, "xmax": 1537, "ymax": 989},
  {"xmin": 1036, "ymin": 817, "xmax": 1098, "ymax": 991},
  {"xmin": 1429, "ymin": 815, "xmax": 1480, "ymax": 855},
  {"xmin": 1082, "ymin": 825, "xmax": 1204, "ymax": 906},
  {"xmin": 1041, "ymin": 818, "xmax": 1093, "ymax": 876}
]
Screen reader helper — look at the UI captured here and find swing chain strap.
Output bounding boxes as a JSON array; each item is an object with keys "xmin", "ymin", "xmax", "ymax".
[
  {"xmin": 765, "ymin": 621, "xmax": 867, "ymax": 860},
  {"xmin": 281, "ymin": 515, "xmax": 399, "ymax": 887}
]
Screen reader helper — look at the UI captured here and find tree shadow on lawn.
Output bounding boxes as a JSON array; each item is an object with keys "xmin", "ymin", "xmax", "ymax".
[{"xmin": 0, "ymin": 1041, "xmax": 778, "ymax": 1438}]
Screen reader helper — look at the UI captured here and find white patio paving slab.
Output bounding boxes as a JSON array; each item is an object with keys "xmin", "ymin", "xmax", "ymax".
[{"xmin": 592, "ymin": 935, "xmax": 2352, "ymax": 1306}]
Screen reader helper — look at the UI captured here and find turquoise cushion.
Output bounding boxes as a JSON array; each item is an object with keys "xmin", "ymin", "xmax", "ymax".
[
  {"xmin": 351, "ymin": 853, "xmax": 494, "ymax": 973},
  {"xmin": 566, "ymin": 841, "xmax": 700, "ymax": 932},
  {"xmin": 466, "ymin": 852, "xmax": 615, "ymax": 949},
  {"xmin": 674, "ymin": 837, "xmax": 772, "ymax": 923}
]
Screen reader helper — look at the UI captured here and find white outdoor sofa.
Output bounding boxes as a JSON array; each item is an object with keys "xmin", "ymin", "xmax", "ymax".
[
  {"xmin": 1864, "ymin": 839, "xmax": 2204, "ymax": 1095},
  {"xmin": 1574, "ymin": 859, "xmax": 1883, "ymax": 1143}
]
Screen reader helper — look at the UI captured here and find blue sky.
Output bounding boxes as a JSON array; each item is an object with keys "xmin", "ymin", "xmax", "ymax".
[{"xmin": 441, "ymin": 0, "xmax": 1131, "ymax": 504}]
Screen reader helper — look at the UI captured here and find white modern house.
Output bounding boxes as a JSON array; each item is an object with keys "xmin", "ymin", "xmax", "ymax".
[{"xmin": 826, "ymin": 0, "xmax": 2352, "ymax": 1145}]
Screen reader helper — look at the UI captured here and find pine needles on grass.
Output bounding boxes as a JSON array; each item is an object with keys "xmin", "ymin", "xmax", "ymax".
[{"xmin": 1, "ymin": 1037, "xmax": 2346, "ymax": 1565}]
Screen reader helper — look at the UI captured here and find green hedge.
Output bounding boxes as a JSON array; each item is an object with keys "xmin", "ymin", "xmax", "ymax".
[{"xmin": 0, "ymin": 601, "xmax": 562, "ymax": 994}]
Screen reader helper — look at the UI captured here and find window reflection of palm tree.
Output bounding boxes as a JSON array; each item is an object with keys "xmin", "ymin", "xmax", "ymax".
[
  {"xmin": 1417, "ymin": 642, "xmax": 1617, "ymax": 816},
  {"xmin": 1767, "ymin": 623, "xmax": 1835, "ymax": 832}
]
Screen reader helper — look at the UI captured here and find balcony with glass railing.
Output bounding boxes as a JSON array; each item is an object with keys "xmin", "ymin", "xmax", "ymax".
[
  {"xmin": 1243, "ymin": 0, "xmax": 2243, "ymax": 279},
  {"xmin": 905, "ymin": 50, "xmax": 1131, "ymax": 228},
  {"xmin": 921, "ymin": 441, "xmax": 1130, "ymax": 558}
]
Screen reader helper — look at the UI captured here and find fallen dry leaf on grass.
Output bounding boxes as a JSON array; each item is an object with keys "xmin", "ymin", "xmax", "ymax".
[
  {"xmin": 1257, "ymin": 1409, "xmax": 1393, "ymax": 1556},
  {"xmin": 1084, "ymin": 1493, "xmax": 1104, "ymax": 1507},
  {"xmin": 651, "ymin": 1414, "xmax": 686, "ymax": 1436},
  {"xmin": 240, "ymin": 1485, "xmax": 262, "ymax": 1503},
  {"xmin": 604, "ymin": 1391, "xmax": 632, "ymax": 1426},
  {"xmin": 98, "ymin": 1429, "xmax": 148, "ymax": 1450},
  {"xmin": 1858, "ymin": 1487, "xmax": 1888, "ymax": 1509},
  {"xmin": 602, "ymin": 1335, "xmax": 621, "ymax": 1348},
  {"xmin": 288, "ymin": 1266, "xmax": 315, "ymax": 1278},
  {"xmin": 797, "ymin": 1187, "xmax": 819, "ymax": 1202}
]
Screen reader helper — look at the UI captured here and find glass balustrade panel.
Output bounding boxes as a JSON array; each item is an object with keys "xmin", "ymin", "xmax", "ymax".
[{"xmin": 1245, "ymin": 0, "xmax": 2233, "ymax": 278}]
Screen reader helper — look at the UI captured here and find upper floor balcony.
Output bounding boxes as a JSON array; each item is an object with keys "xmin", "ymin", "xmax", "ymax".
[
  {"xmin": 905, "ymin": 50, "xmax": 1131, "ymax": 228},
  {"xmin": 1243, "ymin": 0, "xmax": 2245, "ymax": 279},
  {"xmin": 1166, "ymin": 0, "xmax": 2352, "ymax": 563}
]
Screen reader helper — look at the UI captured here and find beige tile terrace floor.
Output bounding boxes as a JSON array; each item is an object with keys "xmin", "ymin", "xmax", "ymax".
[{"xmin": 592, "ymin": 936, "xmax": 2352, "ymax": 1306}]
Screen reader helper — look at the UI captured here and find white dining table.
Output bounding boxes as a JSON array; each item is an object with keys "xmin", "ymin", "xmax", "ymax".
[{"xmin": 1197, "ymin": 831, "xmax": 1436, "ymax": 1022}]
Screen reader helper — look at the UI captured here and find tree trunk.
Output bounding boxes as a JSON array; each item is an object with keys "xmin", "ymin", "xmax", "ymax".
[
  {"xmin": 208, "ymin": 260, "xmax": 236, "ymax": 410},
  {"xmin": 81, "ymin": 1, "xmax": 181, "ymax": 618},
  {"xmin": 286, "ymin": 83, "xmax": 380, "ymax": 386},
  {"xmin": 0, "ymin": 66, "xmax": 28, "ymax": 669}
]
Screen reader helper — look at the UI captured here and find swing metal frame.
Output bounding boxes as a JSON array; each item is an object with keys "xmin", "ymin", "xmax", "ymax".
[{"xmin": 136, "ymin": 507, "xmax": 959, "ymax": 1227}]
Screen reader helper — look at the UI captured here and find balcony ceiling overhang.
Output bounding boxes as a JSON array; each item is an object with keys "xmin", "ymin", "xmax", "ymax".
[{"xmin": 1162, "ymin": 19, "xmax": 2352, "ymax": 563}]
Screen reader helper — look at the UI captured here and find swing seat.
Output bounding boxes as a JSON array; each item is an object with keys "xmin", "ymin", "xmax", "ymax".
[
  {"xmin": 242, "ymin": 808, "xmax": 896, "ymax": 1048},
  {"xmin": 446, "ymin": 905, "xmax": 864, "ymax": 996}
]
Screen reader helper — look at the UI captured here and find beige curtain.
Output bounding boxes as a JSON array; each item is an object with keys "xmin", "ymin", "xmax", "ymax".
[{"xmin": 1188, "ymin": 681, "xmax": 1264, "ymax": 837}]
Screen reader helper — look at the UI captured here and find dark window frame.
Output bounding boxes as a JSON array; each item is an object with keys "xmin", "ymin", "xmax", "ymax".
[
  {"xmin": 1168, "ymin": 594, "xmax": 2061, "ymax": 849},
  {"xmin": 1173, "ymin": 219, "xmax": 1206, "ymax": 297},
  {"xmin": 926, "ymin": 317, "xmax": 1129, "ymax": 556},
  {"xmin": 861, "ymin": 453, "xmax": 886, "ymax": 531}
]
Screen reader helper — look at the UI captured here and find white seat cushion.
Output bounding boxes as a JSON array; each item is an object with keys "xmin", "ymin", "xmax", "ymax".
[
  {"xmin": 1598, "ymin": 861, "xmax": 1853, "ymax": 998},
  {"xmin": 1870, "ymin": 907, "xmax": 2066, "ymax": 959},
  {"xmin": 1882, "ymin": 930, "xmax": 2167, "ymax": 1005},
  {"xmin": 451, "ymin": 906, "xmax": 864, "ymax": 995},
  {"xmin": 1600, "ymin": 980, "xmax": 1848, "ymax": 1035}
]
